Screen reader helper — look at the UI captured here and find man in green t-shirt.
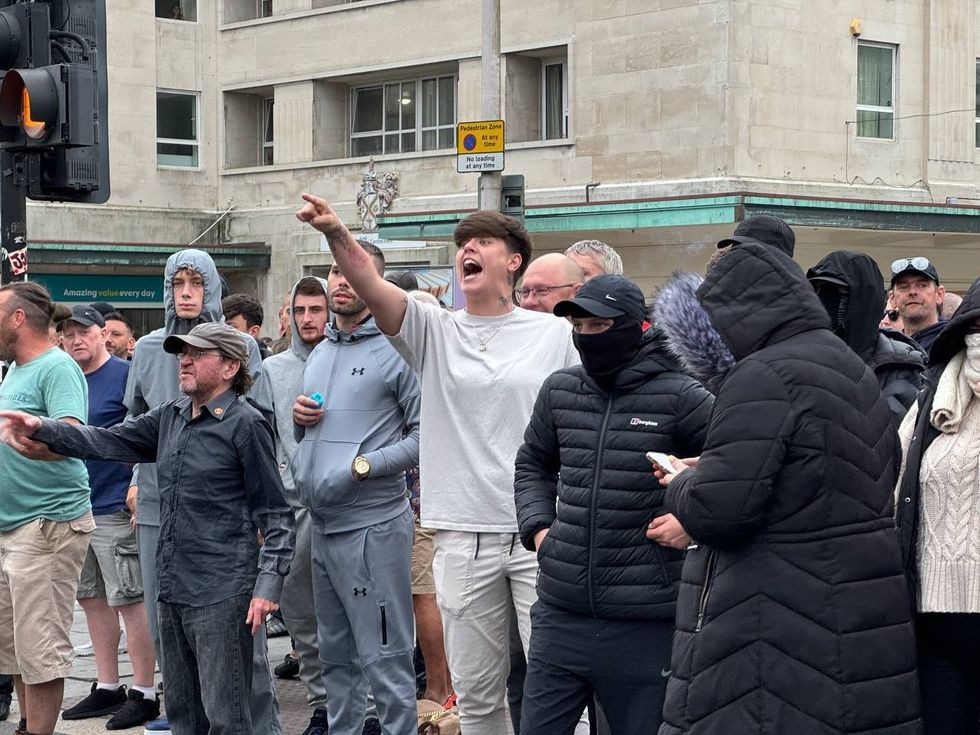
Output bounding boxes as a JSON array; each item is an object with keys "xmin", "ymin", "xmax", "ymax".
[{"xmin": 0, "ymin": 281, "xmax": 93, "ymax": 735}]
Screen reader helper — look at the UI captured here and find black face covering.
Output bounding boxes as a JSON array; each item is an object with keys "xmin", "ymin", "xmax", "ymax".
[
  {"xmin": 814, "ymin": 283, "xmax": 849, "ymax": 337},
  {"xmin": 572, "ymin": 316, "xmax": 643, "ymax": 383}
]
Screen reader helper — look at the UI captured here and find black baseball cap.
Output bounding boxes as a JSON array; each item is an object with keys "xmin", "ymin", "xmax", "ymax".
[
  {"xmin": 717, "ymin": 215, "xmax": 796, "ymax": 257},
  {"xmin": 553, "ymin": 274, "xmax": 646, "ymax": 322},
  {"xmin": 89, "ymin": 301, "xmax": 116, "ymax": 317},
  {"xmin": 65, "ymin": 305, "xmax": 105, "ymax": 328},
  {"xmin": 890, "ymin": 257, "xmax": 940, "ymax": 286}
]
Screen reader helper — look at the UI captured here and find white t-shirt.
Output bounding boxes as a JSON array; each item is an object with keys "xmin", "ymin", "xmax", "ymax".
[{"xmin": 388, "ymin": 300, "xmax": 579, "ymax": 532}]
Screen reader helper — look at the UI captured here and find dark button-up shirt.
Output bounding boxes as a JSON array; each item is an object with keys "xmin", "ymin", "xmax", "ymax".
[{"xmin": 35, "ymin": 389, "xmax": 295, "ymax": 607}]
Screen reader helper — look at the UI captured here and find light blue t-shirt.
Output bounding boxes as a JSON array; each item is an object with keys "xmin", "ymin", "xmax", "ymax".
[{"xmin": 0, "ymin": 348, "xmax": 90, "ymax": 532}]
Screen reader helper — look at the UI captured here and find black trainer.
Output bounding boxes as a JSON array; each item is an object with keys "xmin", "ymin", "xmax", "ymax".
[
  {"xmin": 361, "ymin": 717, "xmax": 381, "ymax": 735},
  {"xmin": 106, "ymin": 688, "xmax": 161, "ymax": 730},
  {"xmin": 62, "ymin": 683, "xmax": 127, "ymax": 719},
  {"xmin": 274, "ymin": 653, "xmax": 299, "ymax": 679},
  {"xmin": 300, "ymin": 707, "xmax": 329, "ymax": 735}
]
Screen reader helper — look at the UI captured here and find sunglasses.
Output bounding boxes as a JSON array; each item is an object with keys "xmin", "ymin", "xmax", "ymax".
[
  {"xmin": 890, "ymin": 257, "xmax": 931, "ymax": 274},
  {"xmin": 882, "ymin": 309, "xmax": 900, "ymax": 322}
]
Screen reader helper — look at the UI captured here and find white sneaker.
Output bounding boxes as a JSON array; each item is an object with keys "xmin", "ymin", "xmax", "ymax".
[{"xmin": 73, "ymin": 630, "xmax": 126, "ymax": 656}]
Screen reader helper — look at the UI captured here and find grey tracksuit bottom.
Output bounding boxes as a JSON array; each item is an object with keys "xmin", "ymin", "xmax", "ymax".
[{"xmin": 312, "ymin": 507, "xmax": 416, "ymax": 735}]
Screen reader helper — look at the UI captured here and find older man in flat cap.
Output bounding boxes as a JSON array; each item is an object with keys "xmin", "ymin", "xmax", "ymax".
[{"xmin": 0, "ymin": 322, "xmax": 295, "ymax": 735}]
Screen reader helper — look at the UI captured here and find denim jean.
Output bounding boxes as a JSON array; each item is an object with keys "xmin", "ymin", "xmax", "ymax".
[{"xmin": 158, "ymin": 594, "xmax": 253, "ymax": 735}]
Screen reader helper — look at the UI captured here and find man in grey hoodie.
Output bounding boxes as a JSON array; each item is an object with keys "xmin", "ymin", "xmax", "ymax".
[
  {"xmin": 251, "ymin": 276, "xmax": 336, "ymax": 734},
  {"xmin": 292, "ymin": 243, "xmax": 421, "ymax": 735},
  {"xmin": 123, "ymin": 249, "xmax": 277, "ymax": 732}
]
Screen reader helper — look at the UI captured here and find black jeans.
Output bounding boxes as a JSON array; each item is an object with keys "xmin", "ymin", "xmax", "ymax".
[
  {"xmin": 520, "ymin": 601, "xmax": 674, "ymax": 735},
  {"xmin": 917, "ymin": 612, "xmax": 980, "ymax": 735},
  {"xmin": 158, "ymin": 594, "xmax": 254, "ymax": 735}
]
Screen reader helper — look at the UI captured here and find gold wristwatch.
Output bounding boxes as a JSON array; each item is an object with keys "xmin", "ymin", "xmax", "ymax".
[{"xmin": 351, "ymin": 455, "xmax": 371, "ymax": 480}]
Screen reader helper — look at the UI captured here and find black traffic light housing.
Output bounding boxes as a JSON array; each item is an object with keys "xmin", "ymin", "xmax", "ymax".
[
  {"xmin": 501, "ymin": 174, "xmax": 526, "ymax": 223},
  {"xmin": 0, "ymin": 0, "xmax": 109, "ymax": 203}
]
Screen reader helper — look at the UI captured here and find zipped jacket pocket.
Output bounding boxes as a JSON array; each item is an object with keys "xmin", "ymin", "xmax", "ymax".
[{"xmin": 695, "ymin": 550, "xmax": 718, "ymax": 632}]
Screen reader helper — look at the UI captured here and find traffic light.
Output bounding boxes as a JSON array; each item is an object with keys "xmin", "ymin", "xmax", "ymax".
[
  {"xmin": 501, "ymin": 174, "xmax": 525, "ymax": 223},
  {"xmin": 0, "ymin": 0, "xmax": 109, "ymax": 203}
]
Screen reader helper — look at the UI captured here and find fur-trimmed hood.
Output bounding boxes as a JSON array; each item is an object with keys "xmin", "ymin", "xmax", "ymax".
[{"xmin": 649, "ymin": 271, "xmax": 734, "ymax": 390}]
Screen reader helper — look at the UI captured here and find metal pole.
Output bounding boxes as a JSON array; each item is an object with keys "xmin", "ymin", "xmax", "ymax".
[
  {"xmin": 0, "ymin": 151, "xmax": 28, "ymax": 286},
  {"xmin": 478, "ymin": 0, "xmax": 501, "ymax": 211}
]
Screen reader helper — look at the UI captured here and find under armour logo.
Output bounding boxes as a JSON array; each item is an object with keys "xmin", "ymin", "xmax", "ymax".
[
  {"xmin": 351, "ymin": 367, "xmax": 365, "ymax": 376},
  {"xmin": 353, "ymin": 587, "xmax": 368, "ymax": 596}
]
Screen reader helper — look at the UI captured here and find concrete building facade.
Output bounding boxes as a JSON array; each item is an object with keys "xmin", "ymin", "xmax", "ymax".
[{"xmin": 24, "ymin": 0, "xmax": 980, "ymax": 332}]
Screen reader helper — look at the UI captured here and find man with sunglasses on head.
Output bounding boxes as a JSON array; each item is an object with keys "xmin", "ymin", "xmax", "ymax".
[{"xmin": 890, "ymin": 257, "xmax": 948, "ymax": 354}]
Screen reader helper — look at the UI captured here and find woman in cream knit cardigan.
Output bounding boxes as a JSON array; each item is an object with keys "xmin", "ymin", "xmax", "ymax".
[{"xmin": 896, "ymin": 276, "xmax": 980, "ymax": 734}]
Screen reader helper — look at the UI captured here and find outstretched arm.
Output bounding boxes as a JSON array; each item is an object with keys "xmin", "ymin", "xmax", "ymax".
[{"xmin": 295, "ymin": 193, "xmax": 409, "ymax": 336}]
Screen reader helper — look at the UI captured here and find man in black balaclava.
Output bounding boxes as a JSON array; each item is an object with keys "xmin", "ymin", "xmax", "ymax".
[
  {"xmin": 807, "ymin": 250, "xmax": 924, "ymax": 423},
  {"xmin": 514, "ymin": 274, "xmax": 714, "ymax": 734}
]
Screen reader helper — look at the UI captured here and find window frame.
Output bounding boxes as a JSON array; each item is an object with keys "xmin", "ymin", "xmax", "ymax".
[
  {"xmin": 261, "ymin": 96, "xmax": 274, "ymax": 165},
  {"xmin": 349, "ymin": 73, "xmax": 457, "ymax": 157},
  {"xmin": 258, "ymin": 0, "xmax": 273, "ymax": 17},
  {"xmin": 156, "ymin": 89, "xmax": 201, "ymax": 169},
  {"xmin": 541, "ymin": 57, "xmax": 568, "ymax": 141},
  {"xmin": 855, "ymin": 41, "xmax": 897, "ymax": 141},
  {"xmin": 975, "ymin": 59, "xmax": 980, "ymax": 148},
  {"xmin": 155, "ymin": 0, "xmax": 197, "ymax": 22}
]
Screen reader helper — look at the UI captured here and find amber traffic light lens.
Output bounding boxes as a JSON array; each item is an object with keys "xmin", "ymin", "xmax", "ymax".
[{"xmin": 20, "ymin": 87, "xmax": 47, "ymax": 140}]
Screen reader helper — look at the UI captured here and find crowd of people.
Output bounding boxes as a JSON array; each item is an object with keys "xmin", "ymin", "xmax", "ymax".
[{"xmin": 0, "ymin": 199, "xmax": 977, "ymax": 735}]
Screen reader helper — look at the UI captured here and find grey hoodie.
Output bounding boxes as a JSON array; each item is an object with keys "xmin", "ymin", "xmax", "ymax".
[
  {"xmin": 291, "ymin": 316, "xmax": 420, "ymax": 534},
  {"xmin": 124, "ymin": 249, "xmax": 262, "ymax": 526},
  {"xmin": 251, "ymin": 276, "xmax": 330, "ymax": 498}
]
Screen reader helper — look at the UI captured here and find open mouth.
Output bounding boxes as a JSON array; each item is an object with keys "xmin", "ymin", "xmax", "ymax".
[{"xmin": 462, "ymin": 258, "xmax": 483, "ymax": 279}]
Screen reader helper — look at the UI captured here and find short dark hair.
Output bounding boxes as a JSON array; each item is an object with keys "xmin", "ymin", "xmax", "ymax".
[
  {"xmin": 294, "ymin": 277, "xmax": 326, "ymax": 299},
  {"xmin": 104, "ymin": 310, "xmax": 134, "ymax": 335},
  {"xmin": 353, "ymin": 240, "xmax": 386, "ymax": 276},
  {"xmin": 222, "ymin": 294, "xmax": 264, "ymax": 329},
  {"xmin": 454, "ymin": 212, "xmax": 533, "ymax": 283},
  {"xmin": 0, "ymin": 281, "xmax": 55, "ymax": 332},
  {"xmin": 52, "ymin": 304, "xmax": 73, "ymax": 332}
]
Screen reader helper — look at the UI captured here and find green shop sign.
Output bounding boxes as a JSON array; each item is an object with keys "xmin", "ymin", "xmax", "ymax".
[{"xmin": 34, "ymin": 274, "xmax": 164, "ymax": 305}]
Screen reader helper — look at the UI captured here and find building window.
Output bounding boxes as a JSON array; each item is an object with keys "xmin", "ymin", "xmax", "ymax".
[
  {"xmin": 258, "ymin": 0, "xmax": 272, "ymax": 17},
  {"xmin": 350, "ymin": 75, "xmax": 455, "ymax": 157},
  {"xmin": 542, "ymin": 59, "xmax": 568, "ymax": 140},
  {"xmin": 975, "ymin": 60, "xmax": 980, "ymax": 148},
  {"xmin": 156, "ymin": 0, "xmax": 197, "ymax": 21},
  {"xmin": 262, "ymin": 97, "xmax": 274, "ymax": 165},
  {"xmin": 157, "ymin": 90, "xmax": 199, "ymax": 167},
  {"xmin": 856, "ymin": 42, "xmax": 895, "ymax": 140}
]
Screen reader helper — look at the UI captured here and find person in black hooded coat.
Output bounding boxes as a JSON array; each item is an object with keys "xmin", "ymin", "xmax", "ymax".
[
  {"xmin": 807, "ymin": 250, "xmax": 925, "ymax": 423},
  {"xmin": 655, "ymin": 242, "xmax": 921, "ymax": 735},
  {"xmin": 514, "ymin": 275, "xmax": 714, "ymax": 735}
]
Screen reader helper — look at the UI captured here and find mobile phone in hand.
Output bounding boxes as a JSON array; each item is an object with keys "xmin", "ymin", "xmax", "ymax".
[{"xmin": 645, "ymin": 451, "xmax": 674, "ymax": 473}]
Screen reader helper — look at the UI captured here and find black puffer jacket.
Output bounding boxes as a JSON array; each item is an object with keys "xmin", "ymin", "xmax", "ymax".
[
  {"xmin": 660, "ymin": 243, "xmax": 920, "ymax": 735},
  {"xmin": 807, "ymin": 250, "xmax": 924, "ymax": 422},
  {"xmin": 514, "ymin": 333, "xmax": 714, "ymax": 621},
  {"xmin": 896, "ymin": 277, "xmax": 980, "ymax": 601}
]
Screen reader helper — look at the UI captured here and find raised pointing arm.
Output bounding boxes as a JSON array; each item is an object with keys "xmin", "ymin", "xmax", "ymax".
[{"xmin": 295, "ymin": 193, "xmax": 408, "ymax": 336}]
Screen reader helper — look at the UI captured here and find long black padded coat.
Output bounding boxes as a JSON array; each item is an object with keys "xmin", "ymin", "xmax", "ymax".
[
  {"xmin": 659, "ymin": 242, "xmax": 921, "ymax": 735},
  {"xmin": 514, "ymin": 333, "xmax": 714, "ymax": 621}
]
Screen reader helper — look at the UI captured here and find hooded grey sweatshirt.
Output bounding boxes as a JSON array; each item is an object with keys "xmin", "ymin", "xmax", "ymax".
[
  {"xmin": 291, "ymin": 316, "xmax": 420, "ymax": 534},
  {"xmin": 124, "ymin": 249, "xmax": 263, "ymax": 526},
  {"xmin": 251, "ymin": 276, "xmax": 330, "ymax": 499}
]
